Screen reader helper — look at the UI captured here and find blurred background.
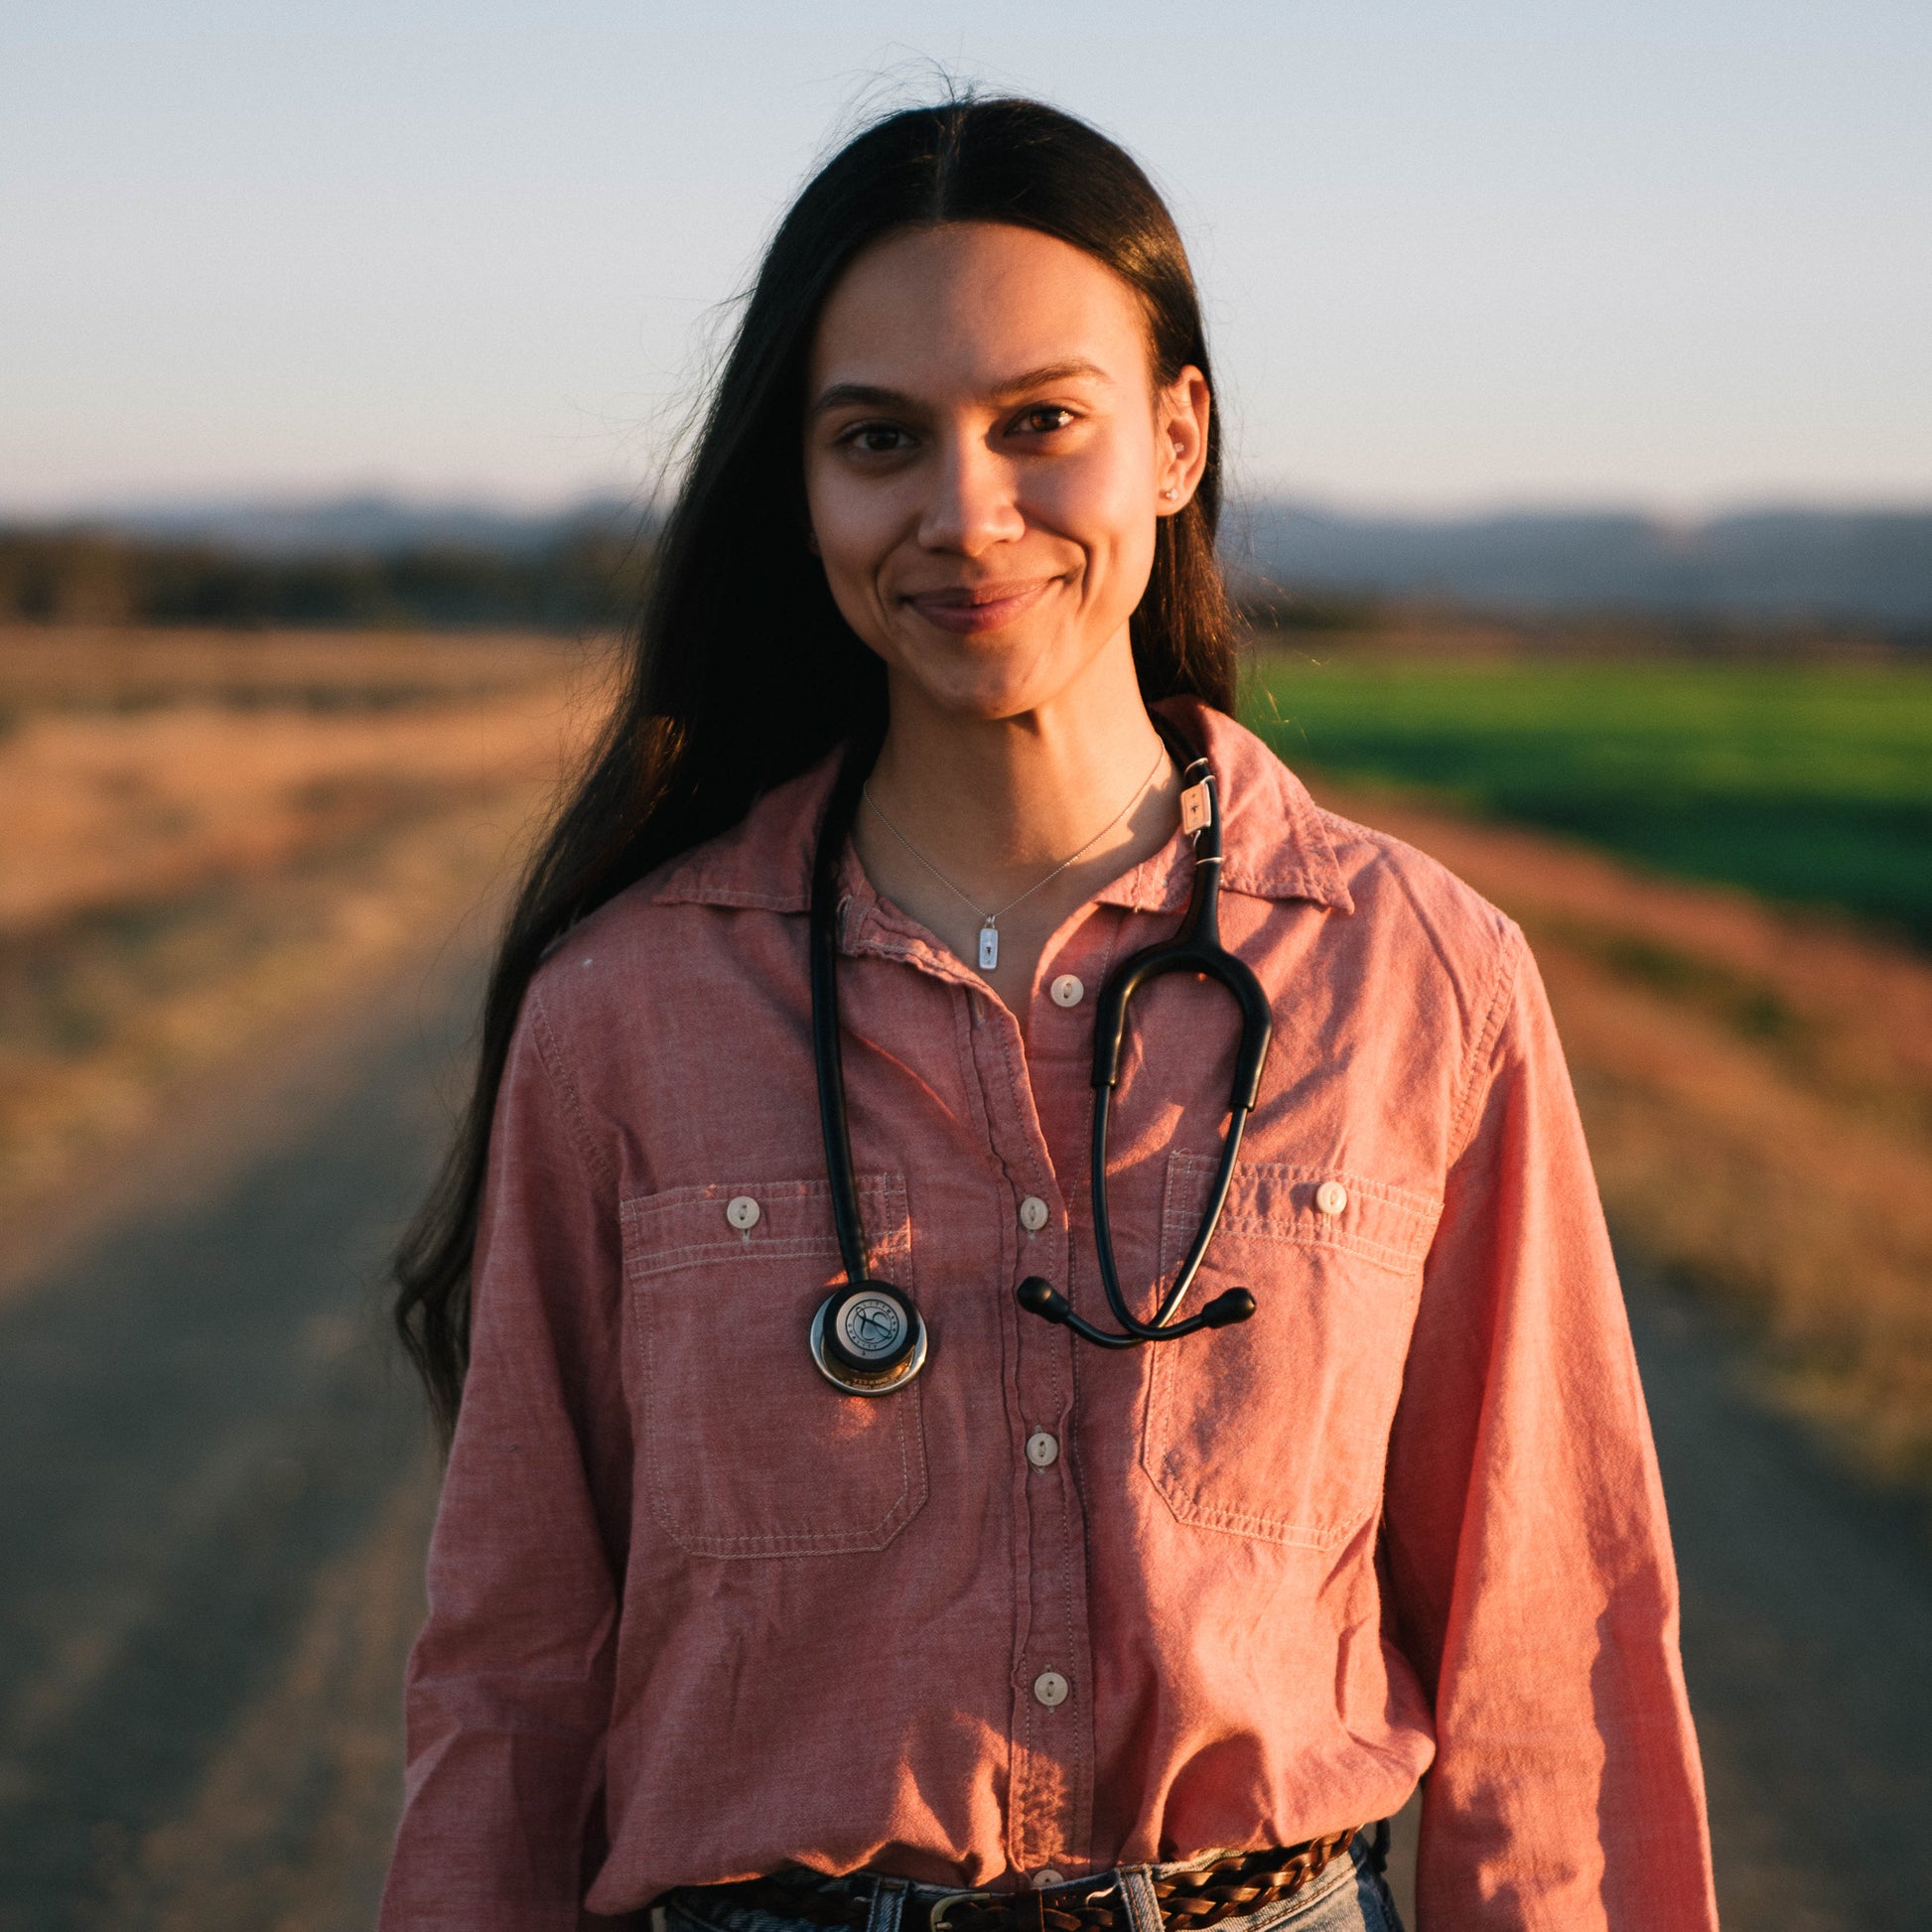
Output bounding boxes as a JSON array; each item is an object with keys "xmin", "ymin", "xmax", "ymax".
[{"xmin": 2, "ymin": 3, "xmax": 1929, "ymax": 1927}]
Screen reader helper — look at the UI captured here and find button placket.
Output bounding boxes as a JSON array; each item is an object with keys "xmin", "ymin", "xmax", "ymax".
[{"xmin": 954, "ymin": 963, "xmax": 1094, "ymax": 1877}]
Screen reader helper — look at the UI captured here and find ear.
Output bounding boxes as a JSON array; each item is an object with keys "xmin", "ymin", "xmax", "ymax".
[{"xmin": 1155, "ymin": 365, "xmax": 1211, "ymax": 515}]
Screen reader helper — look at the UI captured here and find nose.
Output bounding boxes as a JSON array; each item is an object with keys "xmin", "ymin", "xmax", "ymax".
[{"xmin": 917, "ymin": 433, "xmax": 1025, "ymax": 557}]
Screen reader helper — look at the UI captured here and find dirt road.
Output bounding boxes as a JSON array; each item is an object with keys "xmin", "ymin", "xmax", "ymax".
[
  {"xmin": 2, "ymin": 963, "xmax": 1928, "ymax": 1929},
  {"xmin": 1626, "ymin": 1266, "xmax": 1932, "ymax": 1929},
  {"xmin": 0, "ymin": 960, "xmax": 457, "ymax": 1932}
]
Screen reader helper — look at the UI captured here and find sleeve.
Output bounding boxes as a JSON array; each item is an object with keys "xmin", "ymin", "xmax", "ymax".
[
  {"xmin": 379, "ymin": 986, "xmax": 631, "ymax": 1932},
  {"xmin": 1382, "ymin": 922, "xmax": 1720, "ymax": 1930}
]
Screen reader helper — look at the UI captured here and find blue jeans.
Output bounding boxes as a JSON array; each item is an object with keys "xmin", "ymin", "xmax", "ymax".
[{"xmin": 664, "ymin": 1833, "xmax": 1405, "ymax": 1932}]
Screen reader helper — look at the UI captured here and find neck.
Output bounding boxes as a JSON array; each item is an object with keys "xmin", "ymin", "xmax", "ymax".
[
  {"xmin": 865, "ymin": 636, "xmax": 1171, "ymax": 895},
  {"xmin": 853, "ymin": 628, "xmax": 1182, "ymax": 1008}
]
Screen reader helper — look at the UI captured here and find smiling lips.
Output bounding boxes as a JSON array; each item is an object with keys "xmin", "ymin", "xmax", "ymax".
[{"xmin": 904, "ymin": 579, "xmax": 1055, "ymax": 635}]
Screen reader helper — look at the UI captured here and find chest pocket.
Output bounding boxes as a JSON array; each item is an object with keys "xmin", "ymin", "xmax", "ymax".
[
  {"xmin": 621, "ymin": 1175, "xmax": 927, "ymax": 1559},
  {"xmin": 1141, "ymin": 1154, "xmax": 1441, "ymax": 1551}
]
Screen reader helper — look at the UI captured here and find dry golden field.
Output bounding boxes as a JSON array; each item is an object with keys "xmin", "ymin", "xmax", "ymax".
[
  {"xmin": 3, "ymin": 623, "xmax": 1927, "ymax": 1499},
  {"xmin": 1306, "ymin": 776, "xmax": 1932, "ymax": 1492},
  {"xmin": 0, "ymin": 625, "xmax": 606, "ymax": 1227}
]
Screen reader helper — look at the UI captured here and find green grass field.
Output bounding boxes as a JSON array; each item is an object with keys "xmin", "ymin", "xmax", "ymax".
[{"xmin": 1243, "ymin": 648, "xmax": 1932, "ymax": 945}]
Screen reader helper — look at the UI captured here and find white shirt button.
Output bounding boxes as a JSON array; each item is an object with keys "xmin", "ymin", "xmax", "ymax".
[
  {"xmin": 726, "ymin": 1194, "xmax": 760, "ymax": 1231},
  {"xmin": 1019, "ymin": 1195, "xmax": 1050, "ymax": 1233},
  {"xmin": 1033, "ymin": 1669, "xmax": 1070, "ymax": 1708},
  {"xmin": 1032, "ymin": 1870, "xmax": 1065, "ymax": 1890},
  {"xmin": 1049, "ymin": 974, "xmax": 1085, "ymax": 1009},
  {"xmin": 1026, "ymin": 1431, "xmax": 1060, "ymax": 1468},
  {"xmin": 1315, "ymin": 1180, "xmax": 1348, "ymax": 1217}
]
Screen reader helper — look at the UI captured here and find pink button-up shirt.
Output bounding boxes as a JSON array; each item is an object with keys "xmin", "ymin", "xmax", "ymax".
[{"xmin": 380, "ymin": 700, "xmax": 1717, "ymax": 1932}]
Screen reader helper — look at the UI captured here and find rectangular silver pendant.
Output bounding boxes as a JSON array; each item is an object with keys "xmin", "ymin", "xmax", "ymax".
[{"xmin": 978, "ymin": 924, "xmax": 999, "ymax": 970}]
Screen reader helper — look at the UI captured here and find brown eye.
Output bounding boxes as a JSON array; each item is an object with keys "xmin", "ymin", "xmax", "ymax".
[
  {"xmin": 840, "ymin": 422, "xmax": 913, "ymax": 455},
  {"xmin": 1016, "ymin": 405, "xmax": 1075, "ymax": 435}
]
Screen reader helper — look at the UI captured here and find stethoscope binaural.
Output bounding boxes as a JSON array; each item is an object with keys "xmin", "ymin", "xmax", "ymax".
[{"xmin": 807, "ymin": 719, "xmax": 1273, "ymax": 1395}]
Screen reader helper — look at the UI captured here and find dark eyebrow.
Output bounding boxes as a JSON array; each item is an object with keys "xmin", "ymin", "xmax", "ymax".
[
  {"xmin": 811, "ymin": 360, "xmax": 1114, "ymax": 417},
  {"xmin": 990, "ymin": 359, "xmax": 1113, "ymax": 396},
  {"xmin": 812, "ymin": 382, "xmax": 915, "ymax": 416}
]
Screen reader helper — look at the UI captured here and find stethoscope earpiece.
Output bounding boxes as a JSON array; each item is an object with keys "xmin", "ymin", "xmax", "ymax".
[
  {"xmin": 809, "ymin": 1281, "xmax": 928, "ymax": 1395},
  {"xmin": 1016, "ymin": 1277, "xmax": 1072, "ymax": 1324},
  {"xmin": 1014, "ymin": 1276, "xmax": 1254, "ymax": 1334},
  {"xmin": 1199, "ymin": 1289, "xmax": 1257, "ymax": 1328}
]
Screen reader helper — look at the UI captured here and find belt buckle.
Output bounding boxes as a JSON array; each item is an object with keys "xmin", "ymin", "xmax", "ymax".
[
  {"xmin": 929, "ymin": 1872, "xmax": 1116, "ymax": 1932},
  {"xmin": 927, "ymin": 1893, "xmax": 987, "ymax": 1932}
]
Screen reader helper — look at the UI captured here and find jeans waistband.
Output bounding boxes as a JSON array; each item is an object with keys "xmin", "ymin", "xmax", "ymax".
[{"xmin": 668, "ymin": 1827, "xmax": 1389, "ymax": 1932}]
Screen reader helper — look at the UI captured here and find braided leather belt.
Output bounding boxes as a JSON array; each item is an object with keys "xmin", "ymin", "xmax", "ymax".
[{"xmin": 681, "ymin": 1834, "xmax": 1361, "ymax": 1932}]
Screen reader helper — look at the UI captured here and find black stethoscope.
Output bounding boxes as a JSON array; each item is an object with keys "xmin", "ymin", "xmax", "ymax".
[{"xmin": 807, "ymin": 719, "xmax": 1273, "ymax": 1395}]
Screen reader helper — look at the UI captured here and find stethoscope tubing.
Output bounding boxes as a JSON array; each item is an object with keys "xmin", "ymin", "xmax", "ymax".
[
  {"xmin": 809, "ymin": 739, "xmax": 878, "ymax": 1292},
  {"xmin": 1071, "ymin": 729, "xmax": 1272, "ymax": 1344},
  {"xmin": 809, "ymin": 715, "xmax": 1270, "ymax": 1367},
  {"xmin": 1081, "ymin": 1090, "xmax": 1254, "ymax": 1346}
]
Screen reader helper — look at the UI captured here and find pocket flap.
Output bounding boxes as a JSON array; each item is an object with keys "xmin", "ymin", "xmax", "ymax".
[
  {"xmin": 622, "ymin": 1174, "xmax": 911, "ymax": 1281},
  {"xmin": 1164, "ymin": 1156, "xmax": 1442, "ymax": 1279}
]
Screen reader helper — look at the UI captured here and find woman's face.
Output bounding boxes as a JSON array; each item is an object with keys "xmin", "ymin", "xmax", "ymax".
[{"xmin": 803, "ymin": 220, "xmax": 1208, "ymax": 724}]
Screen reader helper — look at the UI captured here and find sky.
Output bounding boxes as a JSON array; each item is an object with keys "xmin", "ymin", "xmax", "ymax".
[{"xmin": 2, "ymin": 0, "xmax": 1928, "ymax": 517}]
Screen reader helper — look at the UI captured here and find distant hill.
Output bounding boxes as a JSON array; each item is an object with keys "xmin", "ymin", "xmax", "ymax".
[
  {"xmin": 92, "ymin": 493, "xmax": 639, "ymax": 558},
  {"xmin": 1230, "ymin": 503, "xmax": 1932, "ymax": 632},
  {"xmin": 0, "ymin": 498, "xmax": 650, "ymax": 628},
  {"xmin": 10, "ymin": 493, "xmax": 1930, "ymax": 633}
]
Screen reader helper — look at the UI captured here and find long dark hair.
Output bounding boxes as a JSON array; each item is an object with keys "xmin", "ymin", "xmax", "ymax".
[{"xmin": 395, "ymin": 92, "xmax": 1240, "ymax": 1439}]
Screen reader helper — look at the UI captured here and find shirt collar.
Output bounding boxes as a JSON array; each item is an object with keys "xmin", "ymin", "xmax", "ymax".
[{"xmin": 645, "ymin": 695, "xmax": 1352, "ymax": 921}]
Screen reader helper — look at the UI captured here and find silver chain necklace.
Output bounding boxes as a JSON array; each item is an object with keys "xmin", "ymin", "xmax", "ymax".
[{"xmin": 862, "ymin": 739, "xmax": 1170, "ymax": 971}]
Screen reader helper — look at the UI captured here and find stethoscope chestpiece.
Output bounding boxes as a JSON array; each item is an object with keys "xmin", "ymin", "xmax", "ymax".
[{"xmin": 809, "ymin": 1281, "xmax": 928, "ymax": 1395}]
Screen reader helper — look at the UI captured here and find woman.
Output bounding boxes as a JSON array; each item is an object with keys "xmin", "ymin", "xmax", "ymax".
[{"xmin": 381, "ymin": 97, "xmax": 1718, "ymax": 1931}]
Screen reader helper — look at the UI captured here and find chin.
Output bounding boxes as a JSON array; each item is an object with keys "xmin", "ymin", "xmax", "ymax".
[
  {"xmin": 916, "ymin": 656, "xmax": 1067, "ymax": 724},
  {"xmin": 895, "ymin": 623, "xmax": 1086, "ymax": 724}
]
